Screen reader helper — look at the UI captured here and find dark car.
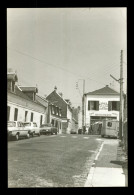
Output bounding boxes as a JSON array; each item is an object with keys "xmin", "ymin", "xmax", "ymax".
[
  {"xmin": 70, "ymin": 129, "xmax": 77, "ymax": 134},
  {"xmin": 40, "ymin": 123, "xmax": 57, "ymax": 135}
]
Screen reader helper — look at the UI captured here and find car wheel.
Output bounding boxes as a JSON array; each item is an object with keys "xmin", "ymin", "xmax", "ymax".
[
  {"xmin": 38, "ymin": 132, "xmax": 40, "ymax": 136},
  {"xmin": 26, "ymin": 133, "xmax": 30, "ymax": 139},
  {"xmin": 15, "ymin": 134, "xmax": 19, "ymax": 141}
]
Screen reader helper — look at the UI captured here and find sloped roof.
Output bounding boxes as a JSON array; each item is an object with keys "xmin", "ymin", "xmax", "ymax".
[
  {"xmin": 14, "ymin": 86, "xmax": 32, "ymax": 101},
  {"xmin": 19, "ymin": 87, "xmax": 38, "ymax": 93},
  {"xmin": 86, "ymin": 86, "xmax": 120, "ymax": 95},
  {"xmin": 7, "ymin": 73, "xmax": 18, "ymax": 82},
  {"xmin": 35, "ymin": 95, "xmax": 48, "ymax": 108}
]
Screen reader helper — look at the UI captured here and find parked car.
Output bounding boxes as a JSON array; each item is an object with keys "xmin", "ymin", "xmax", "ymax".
[
  {"xmin": 70, "ymin": 129, "xmax": 77, "ymax": 134},
  {"xmin": 7, "ymin": 121, "xmax": 30, "ymax": 141},
  {"xmin": 23, "ymin": 122, "xmax": 41, "ymax": 137},
  {"xmin": 40, "ymin": 123, "xmax": 57, "ymax": 135}
]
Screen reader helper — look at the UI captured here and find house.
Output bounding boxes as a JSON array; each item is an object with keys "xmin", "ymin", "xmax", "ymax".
[
  {"xmin": 84, "ymin": 85, "xmax": 120, "ymax": 131},
  {"xmin": 46, "ymin": 86, "xmax": 75, "ymax": 134},
  {"xmin": 7, "ymin": 72, "xmax": 48, "ymax": 127}
]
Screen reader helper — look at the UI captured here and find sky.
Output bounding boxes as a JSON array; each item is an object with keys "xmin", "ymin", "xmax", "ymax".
[{"xmin": 7, "ymin": 8, "xmax": 127, "ymax": 107}]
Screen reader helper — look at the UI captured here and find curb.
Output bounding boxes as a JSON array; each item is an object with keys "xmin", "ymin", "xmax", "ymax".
[{"xmin": 84, "ymin": 141, "xmax": 104, "ymax": 187}]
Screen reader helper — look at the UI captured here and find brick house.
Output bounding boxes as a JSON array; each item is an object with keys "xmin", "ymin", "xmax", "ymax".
[{"xmin": 46, "ymin": 87, "xmax": 77, "ymax": 134}]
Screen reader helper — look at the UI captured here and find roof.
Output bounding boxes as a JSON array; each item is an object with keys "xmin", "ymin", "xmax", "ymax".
[
  {"xmin": 35, "ymin": 95, "xmax": 48, "ymax": 108},
  {"xmin": 7, "ymin": 73, "xmax": 18, "ymax": 82},
  {"xmin": 8, "ymin": 85, "xmax": 47, "ymax": 108},
  {"xmin": 86, "ymin": 86, "xmax": 120, "ymax": 96},
  {"xmin": 14, "ymin": 86, "xmax": 32, "ymax": 101},
  {"xmin": 19, "ymin": 87, "xmax": 38, "ymax": 93}
]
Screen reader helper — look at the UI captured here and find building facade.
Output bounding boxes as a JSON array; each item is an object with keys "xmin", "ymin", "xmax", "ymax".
[
  {"xmin": 46, "ymin": 87, "xmax": 78, "ymax": 134},
  {"xmin": 7, "ymin": 72, "xmax": 48, "ymax": 127},
  {"xmin": 84, "ymin": 85, "xmax": 120, "ymax": 129}
]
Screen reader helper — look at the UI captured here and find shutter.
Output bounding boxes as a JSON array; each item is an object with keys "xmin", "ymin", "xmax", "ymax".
[
  {"xmin": 117, "ymin": 101, "xmax": 120, "ymax": 111},
  {"xmin": 88, "ymin": 101, "xmax": 90, "ymax": 110},
  {"xmin": 96, "ymin": 101, "xmax": 99, "ymax": 111},
  {"xmin": 108, "ymin": 101, "xmax": 112, "ymax": 111}
]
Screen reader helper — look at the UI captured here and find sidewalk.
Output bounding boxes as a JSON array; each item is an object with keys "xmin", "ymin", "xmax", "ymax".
[{"xmin": 85, "ymin": 138, "xmax": 128, "ymax": 187}]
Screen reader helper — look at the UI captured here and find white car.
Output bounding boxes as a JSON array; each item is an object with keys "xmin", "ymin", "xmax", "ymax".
[
  {"xmin": 8, "ymin": 121, "xmax": 30, "ymax": 141},
  {"xmin": 23, "ymin": 122, "xmax": 41, "ymax": 137}
]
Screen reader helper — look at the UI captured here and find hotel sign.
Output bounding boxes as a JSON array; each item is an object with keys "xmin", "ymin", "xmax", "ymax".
[{"xmin": 99, "ymin": 102, "xmax": 108, "ymax": 110}]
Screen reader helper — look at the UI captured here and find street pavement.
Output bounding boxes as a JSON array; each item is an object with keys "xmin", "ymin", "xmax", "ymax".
[
  {"xmin": 85, "ymin": 138, "xmax": 127, "ymax": 187},
  {"xmin": 8, "ymin": 134, "xmax": 127, "ymax": 187},
  {"xmin": 8, "ymin": 134, "xmax": 103, "ymax": 187}
]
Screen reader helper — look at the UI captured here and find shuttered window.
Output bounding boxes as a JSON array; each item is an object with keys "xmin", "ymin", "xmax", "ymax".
[
  {"xmin": 108, "ymin": 101, "xmax": 120, "ymax": 111},
  {"xmin": 88, "ymin": 101, "xmax": 99, "ymax": 111},
  {"xmin": 14, "ymin": 108, "xmax": 18, "ymax": 121},
  {"xmin": 31, "ymin": 112, "xmax": 33, "ymax": 122},
  {"xmin": 7, "ymin": 106, "xmax": 10, "ymax": 121}
]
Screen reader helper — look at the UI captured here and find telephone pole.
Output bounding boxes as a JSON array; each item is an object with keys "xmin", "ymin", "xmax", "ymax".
[
  {"xmin": 110, "ymin": 50, "xmax": 124, "ymax": 140},
  {"xmin": 119, "ymin": 50, "xmax": 123, "ymax": 140},
  {"xmin": 82, "ymin": 79, "xmax": 85, "ymax": 130}
]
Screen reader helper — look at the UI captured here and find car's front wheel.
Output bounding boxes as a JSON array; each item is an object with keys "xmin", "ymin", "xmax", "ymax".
[
  {"xmin": 26, "ymin": 133, "xmax": 30, "ymax": 139},
  {"xmin": 38, "ymin": 132, "xmax": 40, "ymax": 136},
  {"xmin": 15, "ymin": 134, "xmax": 19, "ymax": 141}
]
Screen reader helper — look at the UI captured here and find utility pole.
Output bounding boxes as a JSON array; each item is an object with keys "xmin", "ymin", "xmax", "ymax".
[
  {"xmin": 110, "ymin": 50, "xmax": 124, "ymax": 140},
  {"xmin": 119, "ymin": 50, "xmax": 123, "ymax": 140},
  {"xmin": 76, "ymin": 79, "xmax": 85, "ymax": 132},
  {"xmin": 82, "ymin": 79, "xmax": 85, "ymax": 131}
]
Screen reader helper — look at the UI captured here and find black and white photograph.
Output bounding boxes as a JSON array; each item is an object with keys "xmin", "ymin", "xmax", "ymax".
[{"xmin": 7, "ymin": 8, "xmax": 127, "ymax": 187}]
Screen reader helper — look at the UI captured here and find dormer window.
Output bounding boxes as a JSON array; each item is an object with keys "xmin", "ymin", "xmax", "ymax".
[
  {"xmin": 7, "ymin": 72, "xmax": 18, "ymax": 93},
  {"xmin": 19, "ymin": 87, "xmax": 38, "ymax": 101}
]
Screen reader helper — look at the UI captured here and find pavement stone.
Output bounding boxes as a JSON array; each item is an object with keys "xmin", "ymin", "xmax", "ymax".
[{"xmin": 85, "ymin": 139, "xmax": 127, "ymax": 187}]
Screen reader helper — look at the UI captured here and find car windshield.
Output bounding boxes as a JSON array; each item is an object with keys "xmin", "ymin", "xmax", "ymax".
[
  {"xmin": 8, "ymin": 122, "xmax": 16, "ymax": 127},
  {"xmin": 24, "ymin": 123, "xmax": 31, "ymax": 127},
  {"xmin": 42, "ymin": 124, "xmax": 51, "ymax": 127},
  {"xmin": 33, "ymin": 123, "xmax": 37, "ymax": 127}
]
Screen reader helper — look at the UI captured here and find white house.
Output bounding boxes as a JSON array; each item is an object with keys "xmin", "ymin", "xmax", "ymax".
[
  {"xmin": 7, "ymin": 72, "xmax": 48, "ymax": 127},
  {"xmin": 84, "ymin": 85, "xmax": 120, "ymax": 129}
]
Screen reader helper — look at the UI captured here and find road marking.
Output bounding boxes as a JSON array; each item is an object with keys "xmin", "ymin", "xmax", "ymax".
[
  {"xmin": 95, "ymin": 142, "xmax": 104, "ymax": 160},
  {"xmin": 60, "ymin": 136, "xmax": 66, "ymax": 137},
  {"xmin": 84, "ymin": 142, "xmax": 104, "ymax": 187},
  {"xmin": 96, "ymin": 138, "xmax": 102, "ymax": 141},
  {"xmin": 83, "ymin": 137, "xmax": 89, "ymax": 139}
]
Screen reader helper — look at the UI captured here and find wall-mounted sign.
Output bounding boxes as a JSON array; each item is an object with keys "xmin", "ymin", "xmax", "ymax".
[{"xmin": 99, "ymin": 102, "xmax": 108, "ymax": 110}]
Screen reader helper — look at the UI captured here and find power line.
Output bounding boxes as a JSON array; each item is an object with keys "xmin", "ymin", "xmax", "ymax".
[
  {"xmin": 8, "ymin": 47, "xmax": 108, "ymax": 87},
  {"xmin": 7, "ymin": 47, "xmax": 84, "ymax": 78}
]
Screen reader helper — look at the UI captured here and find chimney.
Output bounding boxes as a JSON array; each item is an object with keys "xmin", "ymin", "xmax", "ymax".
[{"xmin": 54, "ymin": 86, "xmax": 57, "ymax": 92}]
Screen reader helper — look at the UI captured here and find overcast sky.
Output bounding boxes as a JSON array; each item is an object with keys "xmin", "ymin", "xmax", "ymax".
[{"xmin": 7, "ymin": 8, "xmax": 127, "ymax": 107}]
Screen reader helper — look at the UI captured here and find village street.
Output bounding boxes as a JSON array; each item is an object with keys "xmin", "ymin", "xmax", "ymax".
[{"xmin": 8, "ymin": 134, "xmax": 103, "ymax": 187}]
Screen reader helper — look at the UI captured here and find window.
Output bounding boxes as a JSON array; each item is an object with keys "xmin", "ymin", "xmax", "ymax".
[
  {"xmin": 8, "ymin": 121, "xmax": 16, "ymax": 127},
  {"xmin": 24, "ymin": 122, "xmax": 31, "ymax": 127},
  {"xmin": 25, "ymin": 111, "xmax": 28, "ymax": 122},
  {"xmin": 108, "ymin": 101, "xmax": 120, "ymax": 111},
  {"xmin": 88, "ymin": 101, "xmax": 99, "ymax": 111},
  {"xmin": 12, "ymin": 81, "xmax": 15, "ymax": 92},
  {"xmin": 31, "ymin": 112, "xmax": 33, "ymax": 122},
  {"xmin": 14, "ymin": 108, "xmax": 18, "ymax": 121},
  {"xmin": 40, "ymin": 115, "xmax": 43, "ymax": 126},
  {"xmin": 33, "ymin": 123, "xmax": 37, "ymax": 127},
  {"xmin": 107, "ymin": 122, "xmax": 112, "ymax": 127},
  {"xmin": 7, "ymin": 106, "xmax": 10, "ymax": 121}
]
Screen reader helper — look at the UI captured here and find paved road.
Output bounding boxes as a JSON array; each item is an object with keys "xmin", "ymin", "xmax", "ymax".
[{"xmin": 8, "ymin": 134, "xmax": 103, "ymax": 187}]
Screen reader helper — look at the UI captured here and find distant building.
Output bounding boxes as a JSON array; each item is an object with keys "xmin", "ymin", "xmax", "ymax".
[
  {"xmin": 46, "ymin": 86, "xmax": 78, "ymax": 134},
  {"xmin": 7, "ymin": 72, "xmax": 48, "ymax": 127},
  {"xmin": 84, "ymin": 85, "xmax": 120, "ymax": 129}
]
